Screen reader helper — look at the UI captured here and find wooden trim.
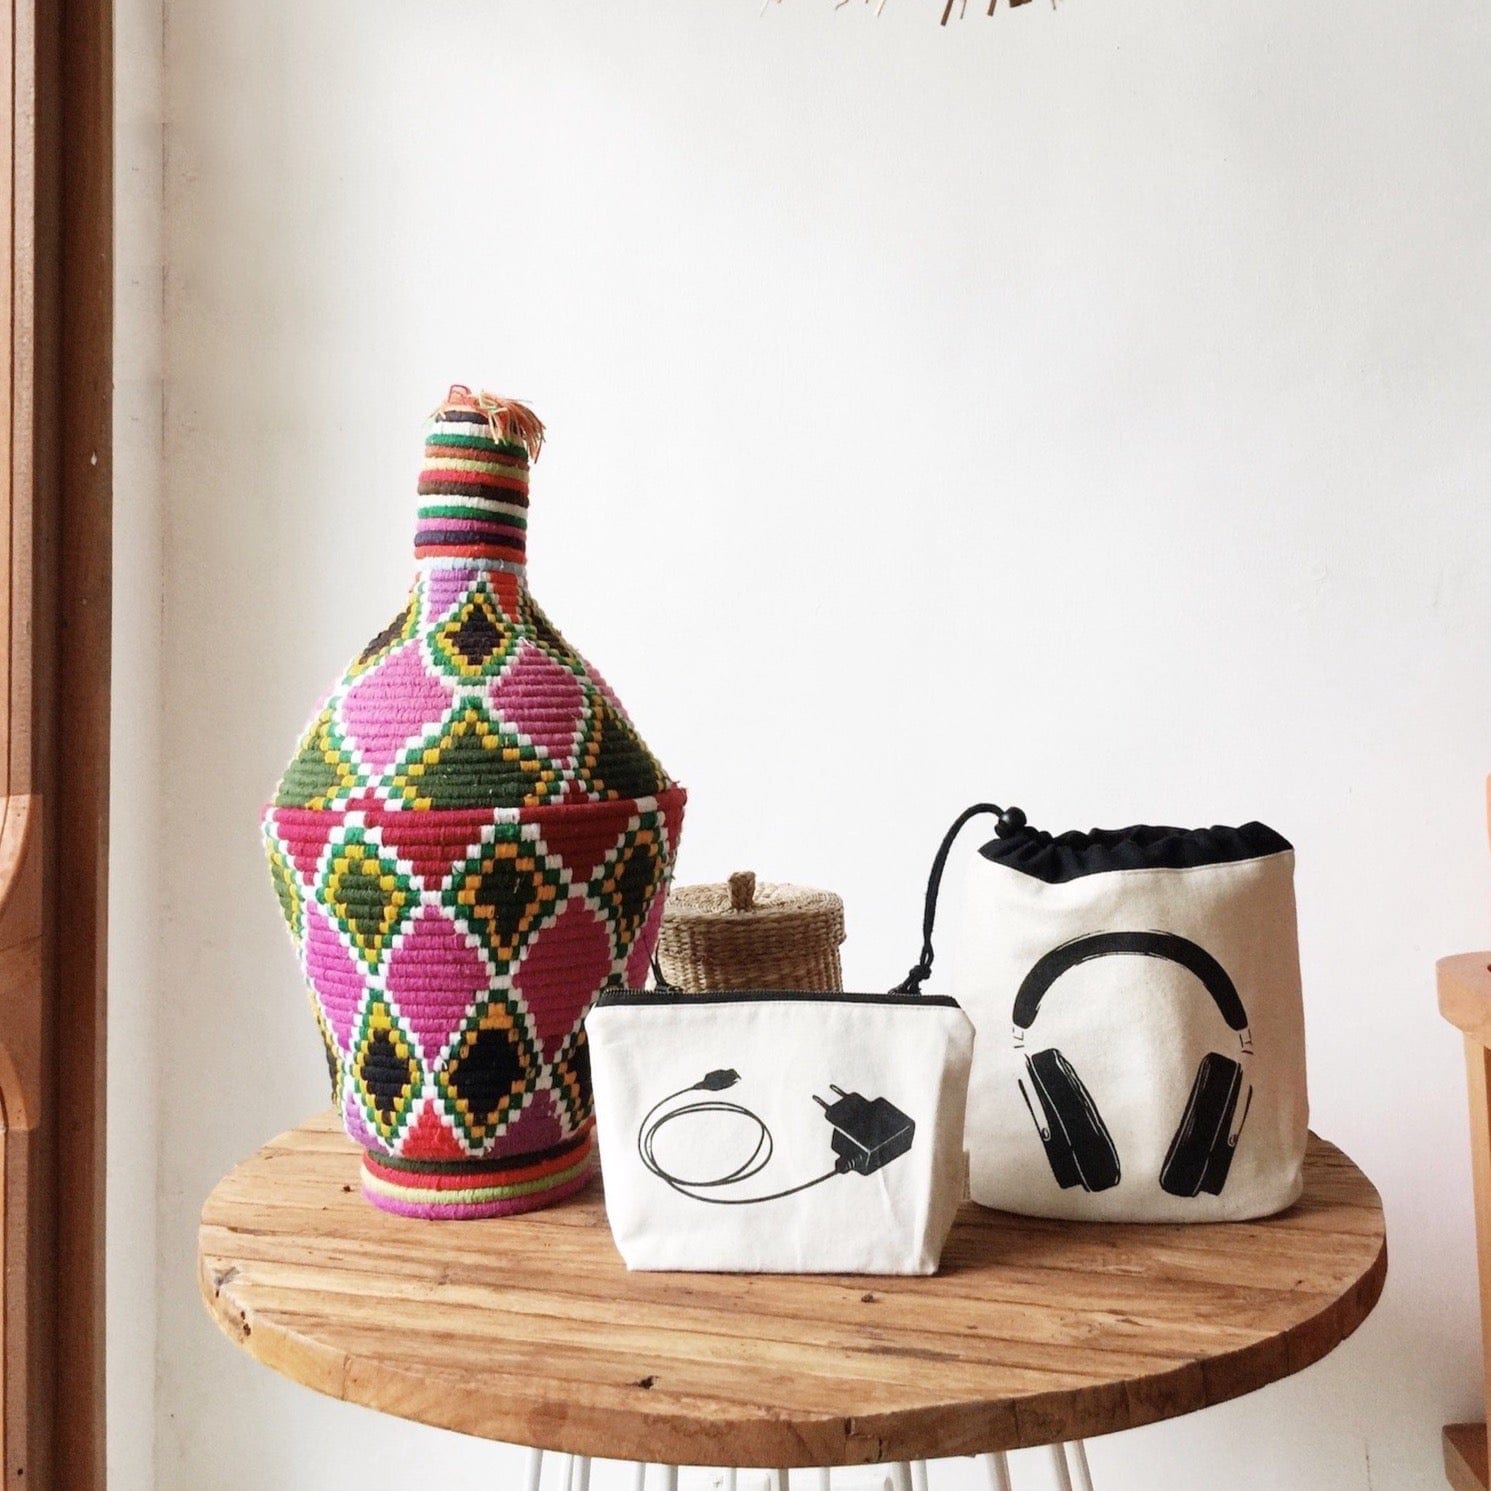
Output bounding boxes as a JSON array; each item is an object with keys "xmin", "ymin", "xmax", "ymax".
[
  {"xmin": 51, "ymin": 0, "xmax": 111, "ymax": 1481},
  {"xmin": 1452, "ymin": 773, "xmax": 1491, "ymax": 1486},
  {"xmin": 1444, "ymin": 1423, "xmax": 1489, "ymax": 1491},
  {"xmin": 0, "ymin": 0, "xmax": 111, "ymax": 1484},
  {"xmin": 1466, "ymin": 1039, "xmax": 1491, "ymax": 1463},
  {"xmin": 1440, "ymin": 954, "xmax": 1491, "ymax": 1047},
  {"xmin": 0, "ymin": 800, "xmax": 43, "ymax": 1481},
  {"xmin": 4, "ymin": 0, "xmax": 51, "ymax": 1471}
]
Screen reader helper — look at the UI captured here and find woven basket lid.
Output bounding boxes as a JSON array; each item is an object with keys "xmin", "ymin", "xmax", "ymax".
[
  {"xmin": 665, "ymin": 872, "xmax": 841, "ymax": 925},
  {"xmin": 658, "ymin": 872, "xmax": 845, "ymax": 992},
  {"xmin": 271, "ymin": 387, "xmax": 682, "ymax": 813}
]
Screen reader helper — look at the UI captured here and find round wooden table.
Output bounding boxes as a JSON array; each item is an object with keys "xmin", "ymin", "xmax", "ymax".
[{"xmin": 198, "ymin": 1113, "xmax": 1386, "ymax": 1471}]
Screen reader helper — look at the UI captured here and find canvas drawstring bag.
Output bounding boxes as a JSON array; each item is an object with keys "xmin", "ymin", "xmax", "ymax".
[{"xmin": 905, "ymin": 804, "xmax": 1309, "ymax": 1223}]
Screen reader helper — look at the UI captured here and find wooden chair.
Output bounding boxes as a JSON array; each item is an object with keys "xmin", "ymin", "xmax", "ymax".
[{"xmin": 1438, "ymin": 782, "xmax": 1491, "ymax": 1490}]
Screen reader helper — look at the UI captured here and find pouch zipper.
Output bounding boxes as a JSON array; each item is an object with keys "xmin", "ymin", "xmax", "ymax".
[{"xmin": 592, "ymin": 988, "xmax": 961, "ymax": 1010}]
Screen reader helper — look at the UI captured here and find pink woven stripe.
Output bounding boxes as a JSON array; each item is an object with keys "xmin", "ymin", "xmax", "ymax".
[{"xmin": 416, "ymin": 515, "xmax": 523, "ymax": 537}]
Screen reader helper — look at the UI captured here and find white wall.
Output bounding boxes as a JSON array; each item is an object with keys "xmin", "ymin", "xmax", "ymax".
[
  {"xmin": 144, "ymin": 1, "xmax": 1491, "ymax": 1487},
  {"xmin": 111, "ymin": 0, "xmax": 164, "ymax": 1483}
]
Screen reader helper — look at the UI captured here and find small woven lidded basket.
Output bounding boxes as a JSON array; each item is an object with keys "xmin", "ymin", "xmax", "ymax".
[{"xmin": 656, "ymin": 871, "xmax": 845, "ymax": 992}]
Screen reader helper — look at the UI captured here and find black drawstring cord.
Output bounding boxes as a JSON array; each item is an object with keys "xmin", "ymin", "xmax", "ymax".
[
  {"xmin": 892, "ymin": 801, "xmax": 1028, "ymax": 996},
  {"xmin": 645, "ymin": 802, "xmax": 1027, "ymax": 998}
]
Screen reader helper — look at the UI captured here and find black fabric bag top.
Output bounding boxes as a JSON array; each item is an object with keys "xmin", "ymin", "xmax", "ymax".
[
  {"xmin": 923, "ymin": 800, "xmax": 1309, "ymax": 1225},
  {"xmin": 977, "ymin": 820, "xmax": 1293, "ymax": 885}
]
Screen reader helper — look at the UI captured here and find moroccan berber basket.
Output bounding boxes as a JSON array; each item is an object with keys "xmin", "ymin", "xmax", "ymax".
[{"xmin": 262, "ymin": 386, "xmax": 687, "ymax": 1219}]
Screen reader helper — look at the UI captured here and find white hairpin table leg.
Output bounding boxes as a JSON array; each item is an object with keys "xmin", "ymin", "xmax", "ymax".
[
  {"xmin": 1067, "ymin": 1441, "xmax": 1095, "ymax": 1491},
  {"xmin": 524, "ymin": 1447, "xmax": 544, "ymax": 1491},
  {"xmin": 890, "ymin": 1466, "xmax": 914, "ymax": 1491},
  {"xmin": 572, "ymin": 1456, "xmax": 592, "ymax": 1491},
  {"xmin": 662, "ymin": 1468, "xmax": 679, "ymax": 1491},
  {"xmin": 816, "ymin": 1470, "xmax": 832, "ymax": 1490},
  {"xmin": 911, "ymin": 1464, "xmax": 929, "ymax": 1491},
  {"xmin": 981, "ymin": 1451, "xmax": 1012, "ymax": 1491},
  {"xmin": 769, "ymin": 1472, "xmax": 789, "ymax": 1491},
  {"xmin": 1050, "ymin": 1445, "xmax": 1075, "ymax": 1491},
  {"xmin": 629, "ymin": 1464, "xmax": 647, "ymax": 1491},
  {"xmin": 725, "ymin": 1472, "xmax": 738, "ymax": 1491}
]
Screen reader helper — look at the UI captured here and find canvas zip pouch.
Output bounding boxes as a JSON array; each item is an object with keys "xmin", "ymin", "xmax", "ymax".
[
  {"xmin": 914, "ymin": 803, "xmax": 1309, "ymax": 1224},
  {"xmin": 587, "ymin": 979, "xmax": 974, "ymax": 1274}
]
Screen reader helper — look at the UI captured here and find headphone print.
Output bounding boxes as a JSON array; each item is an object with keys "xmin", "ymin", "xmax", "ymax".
[{"xmin": 1013, "ymin": 930, "xmax": 1254, "ymax": 1198}]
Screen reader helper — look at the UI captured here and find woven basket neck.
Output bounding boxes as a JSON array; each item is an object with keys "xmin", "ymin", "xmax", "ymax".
[{"xmin": 414, "ymin": 404, "xmax": 531, "ymax": 569}]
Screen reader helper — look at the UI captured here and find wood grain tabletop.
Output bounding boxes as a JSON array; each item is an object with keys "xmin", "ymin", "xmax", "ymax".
[{"xmin": 198, "ymin": 1113, "xmax": 1386, "ymax": 1469}]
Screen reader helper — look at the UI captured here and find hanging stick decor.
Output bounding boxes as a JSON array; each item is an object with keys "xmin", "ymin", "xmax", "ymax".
[{"xmin": 771, "ymin": 0, "xmax": 1044, "ymax": 21}]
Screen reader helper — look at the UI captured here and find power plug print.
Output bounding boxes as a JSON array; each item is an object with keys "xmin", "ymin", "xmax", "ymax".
[{"xmin": 814, "ymin": 1085, "xmax": 917, "ymax": 1176}]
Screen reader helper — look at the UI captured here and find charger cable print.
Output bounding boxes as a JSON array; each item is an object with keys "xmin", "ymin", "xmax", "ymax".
[{"xmin": 638, "ymin": 1071, "xmax": 916, "ymax": 1205}]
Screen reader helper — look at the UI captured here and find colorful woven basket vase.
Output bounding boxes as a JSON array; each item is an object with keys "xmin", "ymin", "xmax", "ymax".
[{"xmin": 262, "ymin": 386, "xmax": 686, "ymax": 1219}]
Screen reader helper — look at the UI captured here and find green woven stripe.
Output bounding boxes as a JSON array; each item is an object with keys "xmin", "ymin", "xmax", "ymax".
[
  {"xmin": 418, "ymin": 504, "xmax": 528, "ymax": 528},
  {"xmin": 426, "ymin": 431, "xmax": 529, "ymax": 459}
]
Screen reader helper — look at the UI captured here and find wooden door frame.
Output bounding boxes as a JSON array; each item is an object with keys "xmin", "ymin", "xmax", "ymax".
[{"xmin": 0, "ymin": 0, "xmax": 112, "ymax": 1486}]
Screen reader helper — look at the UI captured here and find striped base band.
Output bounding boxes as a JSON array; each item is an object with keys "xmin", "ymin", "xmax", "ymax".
[{"xmin": 359, "ymin": 1131, "xmax": 596, "ymax": 1220}]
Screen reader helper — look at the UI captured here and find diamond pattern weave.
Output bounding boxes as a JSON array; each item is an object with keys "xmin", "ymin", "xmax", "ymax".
[{"xmin": 263, "ymin": 388, "xmax": 685, "ymax": 1218}]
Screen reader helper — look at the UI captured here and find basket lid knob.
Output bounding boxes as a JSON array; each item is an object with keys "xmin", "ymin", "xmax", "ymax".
[{"xmin": 728, "ymin": 870, "xmax": 757, "ymax": 912}]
